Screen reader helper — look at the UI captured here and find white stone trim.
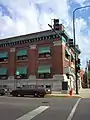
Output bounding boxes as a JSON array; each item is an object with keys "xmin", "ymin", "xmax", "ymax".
[
  {"xmin": 71, "ymin": 63, "xmax": 75, "ymax": 68},
  {"xmin": 29, "ymin": 75, "xmax": 36, "ymax": 80},
  {"xmin": 10, "ymin": 48, "xmax": 15, "ymax": 52},
  {"xmin": 65, "ymin": 58, "xmax": 69, "ymax": 61},
  {"xmin": 53, "ymin": 41, "xmax": 61, "ymax": 46},
  {"xmin": 30, "ymin": 45, "xmax": 36, "ymax": 49},
  {"xmin": 53, "ymin": 40, "xmax": 66, "ymax": 46},
  {"xmin": 53, "ymin": 74, "xmax": 68, "ymax": 81},
  {"xmin": 62, "ymin": 41, "xmax": 66, "ymax": 46}
]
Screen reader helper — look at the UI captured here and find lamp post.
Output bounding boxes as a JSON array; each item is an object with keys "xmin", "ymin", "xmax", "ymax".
[{"xmin": 73, "ymin": 5, "xmax": 90, "ymax": 94}]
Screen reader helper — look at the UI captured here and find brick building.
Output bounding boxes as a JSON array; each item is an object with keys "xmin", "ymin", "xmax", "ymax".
[{"xmin": 0, "ymin": 24, "xmax": 81, "ymax": 92}]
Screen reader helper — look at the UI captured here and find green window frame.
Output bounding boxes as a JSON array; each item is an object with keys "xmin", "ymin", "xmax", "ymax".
[
  {"xmin": 38, "ymin": 65, "xmax": 50, "ymax": 73},
  {"xmin": 38, "ymin": 46, "xmax": 50, "ymax": 54},
  {"xmin": 0, "ymin": 52, "xmax": 8, "ymax": 58},
  {"xmin": 0, "ymin": 68, "xmax": 8, "ymax": 75},
  {"xmin": 16, "ymin": 67, "xmax": 27, "ymax": 75},
  {"xmin": 71, "ymin": 54, "xmax": 75, "ymax": 61},
  {"xmin": 65, "ymin": 49, "xmax": 70, "ymax": 56},
  {"xmin": 62, "ymin": 36, "xmax": 66, "ymax": 42},
  {"xmin": 16, "ymin": 49, "xmax": 28, "ymax": 56}
]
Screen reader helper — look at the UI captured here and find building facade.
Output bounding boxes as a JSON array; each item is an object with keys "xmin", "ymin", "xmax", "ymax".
[{"xmin": 0, "ymin": 24, "xmax": 81, "ymax": 92}]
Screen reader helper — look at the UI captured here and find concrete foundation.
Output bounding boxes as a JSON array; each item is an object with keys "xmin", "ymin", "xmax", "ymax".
[{"xmin": 0, "ymin": 74, "xmax": 79, "ymax": 93}]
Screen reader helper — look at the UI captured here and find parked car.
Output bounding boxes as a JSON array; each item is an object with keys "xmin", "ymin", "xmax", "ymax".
[{"xmin": 10, "ymin": 85, "xmax": 47, "ymax": 97}]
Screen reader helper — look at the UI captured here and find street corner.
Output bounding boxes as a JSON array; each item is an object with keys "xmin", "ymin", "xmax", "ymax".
[{"xmin": 45, "ymin": 93, "xmax": 82, "ymax": 98}]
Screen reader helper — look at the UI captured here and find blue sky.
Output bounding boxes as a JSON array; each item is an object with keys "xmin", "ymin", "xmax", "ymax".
[{"xmin": 0, "ymin": 0, "xmax": 90, "ymax": 69}]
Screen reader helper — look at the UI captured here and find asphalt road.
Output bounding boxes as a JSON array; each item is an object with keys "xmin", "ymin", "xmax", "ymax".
[{"xmin": 0, "ymin": 96, "xmax": 90, "ymax": 120}]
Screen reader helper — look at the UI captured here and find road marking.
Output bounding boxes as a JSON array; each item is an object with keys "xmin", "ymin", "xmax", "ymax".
[
  {"xmin": 67, "ymin": 98, "xmax": 81, "ymax": 120},
  {"xmin": 16, "ymin": 106, "xmax": 49, "ymax": 120}
]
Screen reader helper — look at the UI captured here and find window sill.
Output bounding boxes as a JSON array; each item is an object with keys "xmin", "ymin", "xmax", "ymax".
[
  {"xmin": 65, "ymin": 58, "xmax": 69, "ymax": 61},
  {"xmin": 0, "ymin": 61, "xmax": 8, "ymax": 64},
  {"xmin": 37, "ymin": 78, "xmax": 52, "ymax": 80},
  {"xmin": 71, "ymin": 62, "xmax": 75, "ymax": 68},
  {"xmin": 16, "ymin": 59, "xmax": 28, "ymax": 62},
  {"xmin": 38, "ymin": 57, "xmax": 51, "ymax": 60}
]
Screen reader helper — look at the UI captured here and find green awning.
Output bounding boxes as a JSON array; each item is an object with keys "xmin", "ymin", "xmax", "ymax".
[
  {"xmin": 0, "ymin": 68, "xmax": 7, "ymax": 75},
  {"xmin": 71, "ymin": 54, "xmax": 75, "ymax": 59},
  {"xmin": 0, "ymin": 52, "xmax": 8, "ymax": 58},
  {"xmin": 16, "ymin": 67, "xmax": 27, "ymax": 75},
  {"xmin": 62, "ymin": 36, "xmax": 66, "ymax": 42},
  {"xmin": 65, "ymin": 49, "xmax": 70, "ymax": 56},
  {"xmin": 16, "ymin": 49, "xmax": 27, "ymax": 56},
  {"xmin": 38, "ymin": 65, "xmax": 50, "ymax": 73},
  {"xmin": 38, "ymin": 46, "xmax": 50, "ymax": 54}
]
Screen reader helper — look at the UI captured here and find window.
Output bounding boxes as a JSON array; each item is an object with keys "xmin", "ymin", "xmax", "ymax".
[
  {"xmin": 15, "ymin": 67, "xmax": 28, "ymax": 79},
  {"xmin": 0, "ymin": 68, "xmax": 8, "ymax": 80},
  {"xmin": 16, "ymin": 49, "xmax": 28, "ymax": 60},
  {"xmin": 66, "ymin": 73, "xmax": 69, "ymax": 79},
  {"xmin": 62, "ymin": 36, "xmax": 66, "ymax": 42},
  {"xmin": 65, "ymin": 49, "xmax": 70, "ymax": 59},
  {"xmin": 46, "ymin": 85, "xmax": 51, "ymax": 89},
  {"xmin": 37, "ymin": 65, "xmax": 51, "ymax": 79},
  {"xmin": 71, "ymin": 54, "xmax": 75, "ymax": 62},
  {"xmin": 0, "ymin": 52, "xmax": 8, "ymax": 62},
  {"xmin": 38, "ymin": 46, "xmax": 51, "ymax": 58}
]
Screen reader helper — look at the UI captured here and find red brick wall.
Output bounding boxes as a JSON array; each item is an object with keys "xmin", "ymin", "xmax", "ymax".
[
  {"xmin": 0, "ymin": 38, "xmax": 70, "ymax": 77},
  {"xmin": 0, "ymin": 47, "xmax": 9, "ymax": 74},
  {"xmin": 52, "ymin": 43, "xmax": 64, "ymax": 74},
  {"xmin": 8, "ymin": 48, "xmax": 16, "ymax": 76},
  {"xmin": 28, "ymin": 47, "xmax": 37, "ymax": 75}
]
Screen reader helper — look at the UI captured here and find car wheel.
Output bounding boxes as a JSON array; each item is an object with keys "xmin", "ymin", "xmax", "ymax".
[
  {"xmin": 20, "ymin": 94, "xmax": 24, "ymax": 97},
  {"xmin": 13, "ymin": 94, "xmax": 18, "ymax": 97},
  {"xmin": 34, "ymin": 92, "xmax": 40, "ymax": 97},
  {"xmin": 40, "ymin": 95, "xmax": 45, "ymax": 98},
  {"xmin": 1, "ymin": 93, "xmax": 5, "ymax": 96}
]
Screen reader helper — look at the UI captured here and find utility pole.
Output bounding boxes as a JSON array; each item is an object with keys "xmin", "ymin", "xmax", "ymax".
[{"xmin": 73, "ymin": 5, "xmax": 90, "ymax": 94}]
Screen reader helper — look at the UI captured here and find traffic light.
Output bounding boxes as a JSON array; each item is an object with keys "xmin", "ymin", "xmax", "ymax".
[
  {"xmin": 76, "ymin": 58, "xmax": 81, "ymax": 72},
  {"xmin": 68, "ymin": 39, "xmax": 73, "ymax": 47},
  {"xmin": 53, "ymin": 19, "xmax": 59, "ymax": 31}
]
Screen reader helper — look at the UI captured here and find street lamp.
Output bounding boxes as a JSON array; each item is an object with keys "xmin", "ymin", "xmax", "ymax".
[{"xmin": 73, "ymin": 5, "xmax": 90, "ymax": 94}]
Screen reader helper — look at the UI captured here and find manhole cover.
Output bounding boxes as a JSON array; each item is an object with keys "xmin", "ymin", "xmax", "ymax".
[{"xmin": 42, "ymin": 101, "xmax": 49, "ymax": 103}]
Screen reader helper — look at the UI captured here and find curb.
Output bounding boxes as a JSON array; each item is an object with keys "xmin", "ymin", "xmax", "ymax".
[{"xmin": 45, "ymin": 94, "xmax": 82, "ymax": 98}]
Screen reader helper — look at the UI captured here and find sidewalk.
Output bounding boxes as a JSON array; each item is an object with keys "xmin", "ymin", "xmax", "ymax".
[
  {"xmin": 79, "ymin": 88, "xmax": 90, "ymax": 98},
  {"xmin": 45, "ymin": 90, "xmax": 81, "ymax": 98},
  {"xmin": 45, "ymin": 88, "xmax": 90, "ymax": 98}
]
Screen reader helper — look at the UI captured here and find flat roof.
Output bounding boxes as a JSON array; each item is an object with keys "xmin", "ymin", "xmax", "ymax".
[{"xmin": 0, "ymin": 29, "xmax": 52, "ymax": 44}]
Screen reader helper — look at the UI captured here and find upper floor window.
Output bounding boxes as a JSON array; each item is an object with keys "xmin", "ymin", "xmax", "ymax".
[
  {"xmin": 15, "ymin": 66, "xmax": 28, "ymax": 79},
  {"xmin": 37, "ymin": 65, "xmax": 51, "ymax": 79},
  {"xmin": 16, "ymin": 49, "xmax": 28, "ymax": 60},
  {"xmin": 0, "ymin": 68, "xmax": 8, "ymax": 80},
  {"xmin": 71, "ymin": 54, "xmax": 75, "ymax": 62},
  {"xmin": 65, "ymin": 49, "xmax": 70, "ymax": 59},
  {"xmin": 62, "ymin": 36, "xmax": 66, "ymax": 43},
  {"xmin": 38, "ymin": 46, "xmax": 51, "ymax": 58},
  {"xmin": 0, "ymin": 52, "xmax": 8, "ymax": 62}
]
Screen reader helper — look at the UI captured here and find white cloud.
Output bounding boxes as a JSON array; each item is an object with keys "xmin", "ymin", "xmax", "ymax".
[
  {"xmin": 0, "ymin": 0, "xmax": 71, "ymax": 38},
  {"xmin": 73, "ymin": 0, "xmax": 89, "ymax": 6}
]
